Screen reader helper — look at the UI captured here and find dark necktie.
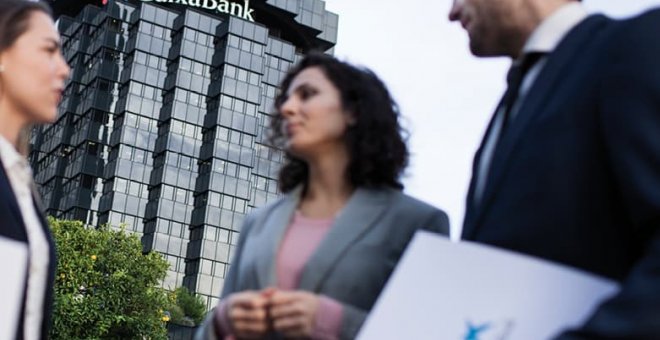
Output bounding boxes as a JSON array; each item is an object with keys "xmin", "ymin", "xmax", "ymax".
[
  {"xmin": 472, "ymin": 52, "xmax": 546, "ymax": 206},
  {"xmin": 499, "ymin": 52, "xmax": 545, "ymax": 134}
]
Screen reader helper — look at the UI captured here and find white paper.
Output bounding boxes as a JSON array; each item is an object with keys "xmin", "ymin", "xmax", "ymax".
[
  {"xmin": 0, "ymin": 236, "xmax": 28, "ymax": 340},
  {"xmin": 358, "ymin": 231, "xmax": 620, "ymax": 340}
]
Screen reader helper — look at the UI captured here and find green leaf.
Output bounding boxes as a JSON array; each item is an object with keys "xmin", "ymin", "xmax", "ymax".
[{"xmin": 49, "ymin": 218, "xmax": 170, "ymax": 339}]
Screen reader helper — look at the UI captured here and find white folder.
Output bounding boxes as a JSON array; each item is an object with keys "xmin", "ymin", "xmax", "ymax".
[
  {"xmin": 358, "ymin": 231, "xmax": 620, "ymax": 340},
  {"xmin": 0, "ymin": 236, "xmax": 28, "ymax": 339}
]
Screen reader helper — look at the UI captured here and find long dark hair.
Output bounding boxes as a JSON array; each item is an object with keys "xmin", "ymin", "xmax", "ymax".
[
  {"xmin": 0, "ymin": 0, "xmax": 53, "ymax": 155},
  {"xmin": 270, "ymin": 52, "xmax": 409, "ymax": 193},
  {"xmin": 0, "ymin": 0, "xmax": 52, "ymax": 52}
]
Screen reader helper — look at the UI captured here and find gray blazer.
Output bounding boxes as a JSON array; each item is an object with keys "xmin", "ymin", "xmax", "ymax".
[{"xmin": 196, "ymin": 186, "xmax": 449, "ymax": 339}]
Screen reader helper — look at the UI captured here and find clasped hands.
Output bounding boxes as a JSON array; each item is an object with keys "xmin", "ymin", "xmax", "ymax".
[{"xmin": 218, "ymin": 288, "xmax": 321, "ymax": 339}]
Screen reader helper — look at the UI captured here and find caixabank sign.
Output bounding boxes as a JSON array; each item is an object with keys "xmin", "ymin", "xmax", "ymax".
[{"xmin": 140, "ymin": 0, "xmax": 255, "ymax": 21}]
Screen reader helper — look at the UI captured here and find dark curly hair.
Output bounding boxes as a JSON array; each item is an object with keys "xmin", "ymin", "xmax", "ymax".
[{"xmin": 270, "ymin": 52, "xmax": 409, "ymax": 193}]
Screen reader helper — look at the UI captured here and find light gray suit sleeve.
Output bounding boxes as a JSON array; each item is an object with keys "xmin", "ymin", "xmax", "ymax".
[
  {"xmin": 340, "ymin": 303, "xmax": 368, "ymax": 340},
  {"xmin": 194, "ymin": 212, "xmax": 257, "ymax": 340},
  {"xmin": 194, "ymin": 314, "xmax": 218, "ymax": 340},
  {"xmin": 422, "ymin": 208, "xmax": 450, "ymax": 236},
  {"xmin": 220, "ymin": 212, "xmax": 256, "ymax": 298},
  {"xmin": 338, "ymin": 204, "xmax": 449, "ymax": 339}
]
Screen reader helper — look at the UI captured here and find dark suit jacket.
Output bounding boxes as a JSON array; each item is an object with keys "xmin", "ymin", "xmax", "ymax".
[
  {"xmin": 463, "ymin": 9, "xmax": 660, "ymax": 339},
  {"xmin": 197, "ymin": 186, "xmax": 449, "ymax": 340},
  {"xmin": 0, "ymin": 158, "xmax": 57, "ymax": 340}
]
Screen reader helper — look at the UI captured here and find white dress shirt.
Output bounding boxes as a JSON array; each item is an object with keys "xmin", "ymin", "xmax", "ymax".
[
  {"xmin": 473, "ymin": 3, "xmax": 589, "ymax": 205},
  {"xmin": 0, "ymin": 135, "xmax": 50, "ymax": 340},
  {"xmin": 517, "ymin": 2, "xmax": 589, "ymax": 114}
]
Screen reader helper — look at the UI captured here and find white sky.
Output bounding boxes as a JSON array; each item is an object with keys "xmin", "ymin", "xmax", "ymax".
[{"xmin": 323, "ymin": 0, "xmax": 660, "ymax": 239}]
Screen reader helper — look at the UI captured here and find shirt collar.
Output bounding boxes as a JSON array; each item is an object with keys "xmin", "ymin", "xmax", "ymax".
[
  {"xmin": 0, "ymin": 134, "xmax": 27, "ymax": 171},
  {"xmin": 522, "ymin": 2, "xmax": 588, "ymax": 54}
]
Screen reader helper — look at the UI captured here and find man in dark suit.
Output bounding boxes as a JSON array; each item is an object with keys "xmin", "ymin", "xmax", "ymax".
[{"xmin": 449, "ymin": 0, "xmax": 660, "ymax": 338}]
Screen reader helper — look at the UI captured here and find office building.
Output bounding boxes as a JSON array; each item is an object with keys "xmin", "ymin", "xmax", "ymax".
[{"xmin": 34, "ymin": 0, "xmax": 337, "ymax": 307}]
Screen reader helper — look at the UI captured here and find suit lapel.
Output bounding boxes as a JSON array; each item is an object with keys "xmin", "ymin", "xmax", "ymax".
[
  {"xmin": 463, "ymin": 97, "xmax": 506, "ymax": 238},
  {"xmin": 464, "ymin": 15, "xmax": 608, "ymax": 240},
  {"xmin": 254, "ymin": 187, "xmax": 301, "ymax": 288},
  {"xmin": 0, "ymin": 158, "xmax": 28, "ymax": 240},
  {"xmin": 297, "ymin": 188, "xmax": 392, "ymax": 292}
]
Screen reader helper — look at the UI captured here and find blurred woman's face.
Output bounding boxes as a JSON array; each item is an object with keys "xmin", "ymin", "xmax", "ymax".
[
  {"xmin": 0, "ymin": 11, "xmax": 70, "ymax": 125},
  {"xmin": 279, "ymin": 67, "xmax": 353, "ymax": 158}
]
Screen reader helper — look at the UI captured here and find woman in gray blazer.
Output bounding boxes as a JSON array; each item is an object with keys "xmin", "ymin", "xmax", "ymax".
[{"xmin": 198, "ymin": 53, "xmax": 449, "ymax": 340}]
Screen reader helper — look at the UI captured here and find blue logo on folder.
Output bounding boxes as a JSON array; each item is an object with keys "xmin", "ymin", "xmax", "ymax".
[
  {"xmin": 464, "ymin": 321, "xmax": 491, "ymax": 340},
  {"xmin": 463, "ymin": 319, "xmax": 515, "ymax": 340}
]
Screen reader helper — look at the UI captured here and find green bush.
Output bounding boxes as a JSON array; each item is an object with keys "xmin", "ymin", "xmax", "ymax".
[
  {"xmin": 167, "ymin": 286, "xmax": 207, "ymax": 326},
  {"xmin": 49, "ymin": 218, "xmax": 170, "ymax": 339}
]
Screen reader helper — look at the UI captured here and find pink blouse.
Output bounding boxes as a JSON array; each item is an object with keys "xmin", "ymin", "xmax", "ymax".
[{"xmin": 215, "ymin": 211, "xmax": 344, "ymax": 339}]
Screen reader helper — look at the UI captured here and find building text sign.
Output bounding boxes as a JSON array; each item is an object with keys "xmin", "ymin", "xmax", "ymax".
[{"xmin": 141, "ymin": 0, "xmax": 255, "ymax": 21}]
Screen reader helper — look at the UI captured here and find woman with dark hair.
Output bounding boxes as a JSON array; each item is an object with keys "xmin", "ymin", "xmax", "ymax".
[
  {"xmin": 197, "ymin": 53, "xmax": 448, "ymax": 340},
  {"xmin": 0, "ymin": 0, "xmax": 70, "ymax": 339}
]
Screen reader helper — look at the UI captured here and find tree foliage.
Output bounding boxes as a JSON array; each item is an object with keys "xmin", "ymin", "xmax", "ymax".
[
  {"xmin": 49, "ymin": 218, "xmax": 170, "ymax": 339},
  {"xmin": 166, "ymin": 286, "xmax": 207, "ymax": 326}
]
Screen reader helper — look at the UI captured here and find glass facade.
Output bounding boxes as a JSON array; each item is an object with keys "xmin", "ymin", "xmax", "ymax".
[{"xmin": 36, "ymin": 0, "xmax": 338, "ymax": 307}]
